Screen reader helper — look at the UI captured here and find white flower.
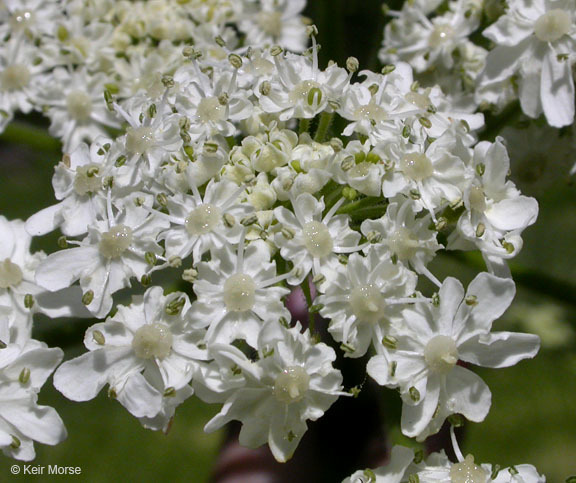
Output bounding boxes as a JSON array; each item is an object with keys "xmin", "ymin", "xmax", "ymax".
[
  {"xmin": 35, "ymin": 194, "xmax": 168, "ymax": 318},
  {"xmin": 346, "ymin": 444, "xmax": 546, "ymax": 483},
  {"xmin": 0, "ymin": 316, "xmax": 66, "ymax": 461},
  {"xmin": 256, "ymin": 44, "xmax": 349, "ymax": 120},
  {"xmin": 367, "ymin": 273, "xmax": 540, "ymax": 440},
  {"xmin": 318, "ymin": 248, "xmax": 418, "ymax": 358},
  {"xmin": 238, "ymin": 0, "xmax": 308, "ymax": 52},
  {"xmin": 380, "ymin": 0, "xmax": 481, "ymax": 73},
  {"xmin": 478, "ymin": 0, "xmax": 576, "ymax": 127},
  {"xmin": 449, "ymin": 138, "xmax": 539, "ymax": 271},
  {"xmin": 173, "ymin": 62, "xmax": 253, "ymax": 142},
  {"xmin": 53, "ymin": 286, "xmax": 205, "ymax": 422},
  {"xmin": 26, "ymin": 141, "xmax": 110, "ymax": 237},
  {"xmin": 381, "ymin": 128, "xmax": 472, "ymax": 217},
  {"xmin": 1, "ymin": 216, "xmax": 89, "ymax": 340},
  {"xmin": 199, "ymin": 320, "xmax": 345, "ymax": 462},
  {"xmin": 189, "ymin": 239, "xmax": 291, "ymax": 348},
  {"xmin": 273, "ymin": 193, "xmax": 362, "ymax": 286},
  {"xmin": 361, "ymin": 198, "xmax": 443, "ymax": 284},
  {"xmin": 37, "ymin": 67, "xmax": 119, "ymax": 152},
  {"xmin": 0, "ymin": 383, "xmax": 67, "ymax": 461},
  {"xmin": 158, "ymin": 178, "xmax": 252, "ymax": 262}
]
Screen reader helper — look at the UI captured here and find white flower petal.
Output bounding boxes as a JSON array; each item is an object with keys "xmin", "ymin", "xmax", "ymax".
[
  {"xmin": 459, "ymin": 331, "xmax": 540, "ymax": 368},
  {"xmin": 445, "ymin": 365, "xmax": 491, "ymax": 422},
  {"xmin": 541, "ymin": 49, "xmax": 575, "ymax": 127}
]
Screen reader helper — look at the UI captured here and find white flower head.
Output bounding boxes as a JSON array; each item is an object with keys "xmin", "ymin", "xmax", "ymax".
[
  {"xmin": 200, "ymin": 320, "xmax": 345, "ymax": 462},
  {"xmin": 367, "ymin": 273, "xmax": 540, "ymax": 440},
  {"xmin": 53, "ymin": 286, "xmax": 205, "ymax": 422}
]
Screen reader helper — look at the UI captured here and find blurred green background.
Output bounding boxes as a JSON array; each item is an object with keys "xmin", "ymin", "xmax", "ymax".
[{"xmin": 1, "ymin": 1, "xmax": 576, "ymax": 481}]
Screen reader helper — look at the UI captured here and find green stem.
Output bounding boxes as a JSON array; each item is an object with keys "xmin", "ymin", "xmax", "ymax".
[
  {"xmin": 301, "ymin": 277, "xmax": 315, "ymax": 334},
  {"xmin": 336, "ymin": 196, "xmax": 386, "ymax": 216},
  {"xmin": 298, "ymin": 118, "xmax": 311, "ymax": 135},
  {"xmin": 314, "ymin": 112, "xmax": 334, "ymax": 142},
  {"xmin": 0, "ymin": 121, "xmax": 61, "ymax": 153}
]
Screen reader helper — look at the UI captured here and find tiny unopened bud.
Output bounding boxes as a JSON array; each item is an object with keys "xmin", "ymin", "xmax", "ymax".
[
  {"xmin": 366, "ymin": 231, "xmax": 381, "ymax": 243},
  {"xmin": 164, "ymin": 387, "xmax": 176, "ymax": 397},
  {"xmin": 166, "ymin": 297, "xmax": 185, "ymax": 315},
  {"xmin": 476, "ymin": 223, "xmax": 485, "ymax": 237},
  {"xmin": 409, "ymin": 386, "xmax": 420, "ymax": 402},
  {"xmin": 115, "ymin": 155, "xmax": 126, "ymax": 167},
  {"xmin": 145, "ymin": 252, "xmax": 157, "ymax": 266},
  {"xmin": 465, "ymin": 295, "xmax": 478, "ymax": 306},
  {"xmin": 382, "ymin": 335, "xmax": 397, "ymax": 349},
  {"xmin": 214, "ymin": 35, "xmax": 226, "ymax": 47},
  {"xmin": 281, "ymin": 227, "xmax": 295, "ymax": 240},
  {"xmin": 57, "ymin": 25, "xmax": 69, "ymax": 42},
  {"xmin": 402, "ymin": 124, "xmax": 411, "ymax": 138},
  {"xmin": 409, "ymin": 189, "xmax": 421, "ymax": 200},
  {"xmin": 141, "ymin": 274, "xmax": 152, "ymax": 286},
  {"xmin": 104, "ymin": 90, "xmax": 114, "ymax": 111},
  {"xmin": 182, "ymin": 268, "xmax": 198, "ymax": 283},
  {"xmin": 381, "ymin": 64, "xmax": 396, "ymax": 75},
  {"xmin": 204, "ymin": 141, "xmax": 219, "ymax": 154},
  {"xmin": 281, "ymin": 177, "xmax": 294, "ymax": 191},
  {"xmin": 419, "ymin": 117, "xmax": 432, "ymax": 128},
  {"xmin": 182, "ymin": 46, "xmax": 202, "ymax": 59},
  {"xmin": 24, "ymin": 294, "xmax": 34, "ymax": 309},
  {"xmin": 413, "ymin": 449, "xmax": 424, "ymax": 464},
  {"xmin": 184, "ymin": 145, "xmax": 195, "ymax": 161},
  {"xmin": 476, "ymin": 163, "xmax": 485, "ymax": 176},
  {"xmin": 19, "ymin": 367, "xmax": 30, "ymax": 384},
  {"xmin": 389, "ymin": 360, "xmax": 397, "ymax": 377},
  {"xmin": 329, "ymin": 137, "xmax": 343, "ymax": 152},
  {"xmin": 82, "ymin": 290, "xmax": 94, "ymax": 305},
  {"xmin": 346, "ymin": 56, "xmax": 359, "ymax": 73},
  {"xmin": 162, "ymin": 75, "xmax": 174, "ymax": 88},
  {"xmin": 312, "ymin": 273, "xmax": 326, "ymax": 285},
  {"xmin": 93, "ymin": 330, "xmax": 106, "ymax": 345},
  {"xmin": 156, "ymin": 192, "xmax": 168, "ymax": 207},
  {"xmin": 448, "ymin": 413, "xmax": 465, "ymax": 427},
  {"xmin": 10, "ymin": 436, "xmax": 21, "ymax": 449},
  {"xmin": 342, "ymin": 186, "xmax": 357, "ymax": 200},
  {"xmin": 350, "ymin": 386, "xmax": 362, "ymax": 398},
  {"xmin": 340, "ymin": 343, "xmax": 355, "ymax": 353},
  {"xmin": 223, "ymin": 213, "xmax": 236, "ymax": 228},
  {"xmin": 259, "ymin": 80, "xmax": 271, "ymax": 95},
  {"xmin": 435, "ymin": 217, "xmax": 448, "ymax": 231},
  {"xmin": 218, "ymin": 93, "xmax": 229, "ymax": 105},
  {"xmin": 491, "ymin": 465, "xmax": 502, "ymax": 480},
  {"xmin": 502, "ymin": 240, "xmax": 514, "ymax": 254},
  {"xmin": 270, "ymin": 45, "xmax": 283, "ymax": 56},
  {"xmin": 341, "ymin": 156, "xmax": 355, "ymax": 171},
  {"xmin": 306, "ymin": 24, "xmax": 318, "ymax": 37},
  {"xmin": 148, "ymin": 103, "xmax": 157, "ymax": 119},
  {"xmin": 241, "ymin": 214, "xmax": 258, "ymax": 226},
  {"xmin": 410, "ymin": 81, "xmax": 419, "ymax": 91},
  {"xmin": 228, "ymin": 53, "xmax": 243, "ymax": 69}
]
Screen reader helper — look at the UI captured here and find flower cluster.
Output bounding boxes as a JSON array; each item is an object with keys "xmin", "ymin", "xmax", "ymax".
[
  {"xmin": 380, "ymin": 0, "xmax": 576, "ymax": 128},
  {"xmin": 0, "ymin": 0, "xmax": 550, "ymax": 475},
  {"xmin": 345, "ymin": 427, "xmax": 546, "ymax": 482}
]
